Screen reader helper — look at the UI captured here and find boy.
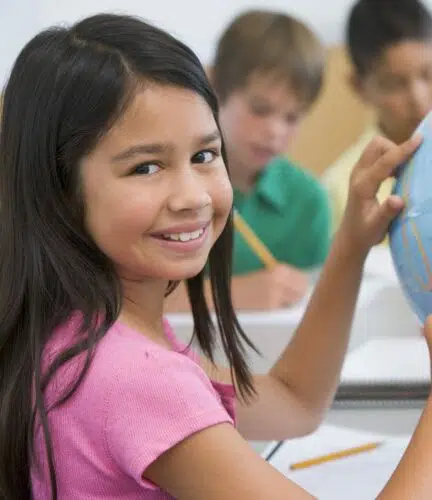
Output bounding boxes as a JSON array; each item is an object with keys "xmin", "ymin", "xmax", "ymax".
[
  {"xmin": 166, "ymin": 10, "xmax": 331, "ymax": 311},
  {"xmin": 323, "ymin": 0, "xmax": 432, "ymax": 232}
]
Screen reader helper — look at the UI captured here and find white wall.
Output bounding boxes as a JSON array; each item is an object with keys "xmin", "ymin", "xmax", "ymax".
[
  {"xmin": 0, "ymin": 0, "xmax": 41, "ymax": 87},
  {"xmin": 36, "ymin": 0, "xmax": 346, "ymax": 60},
  {"xmin": 3, "ymin": 0, "xmax": 432, "ymax": 85}
]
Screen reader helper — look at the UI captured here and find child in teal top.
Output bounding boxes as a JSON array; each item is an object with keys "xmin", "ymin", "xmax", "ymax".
[{"xmin": 233, "ymin": 156, "xmax": 330, "ymax": 274}]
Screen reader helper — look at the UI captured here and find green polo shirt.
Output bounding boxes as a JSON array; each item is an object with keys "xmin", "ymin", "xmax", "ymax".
[{"xmin": 232, "ymin": 156, "xmax": 331, "ymax": 275}]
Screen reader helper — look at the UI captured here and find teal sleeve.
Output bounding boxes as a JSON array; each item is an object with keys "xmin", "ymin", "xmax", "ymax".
[{"xmin": 300, "ymin": 186, "xmax": 332, "ymax": 268}]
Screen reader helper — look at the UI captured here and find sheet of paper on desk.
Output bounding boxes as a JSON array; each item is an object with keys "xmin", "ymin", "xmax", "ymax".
[
  {"xmin": 341, "ymin": 336, "xmax": 428, "ymax": 384},
  {"xmin": 269, "ymin": 425, "xmax": 409, "ymax": 500}
]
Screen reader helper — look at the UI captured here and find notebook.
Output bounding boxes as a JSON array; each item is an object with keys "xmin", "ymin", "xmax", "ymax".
[
  {"xmin": 267, "ymin": 424, "xmax": 410, "ymax": 500},
  {"xmin": 336, "ymin": 336, "xmax": 430, "ymax": 404}
]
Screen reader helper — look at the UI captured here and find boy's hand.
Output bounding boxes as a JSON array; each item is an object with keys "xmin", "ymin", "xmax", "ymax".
[
  {"xmin": 231, "ymin": 264, "xmax": 309, "ymax": 310},
  {"xmin": 338, "ymin": 135, "xmax": 422, "ymax": 257}
]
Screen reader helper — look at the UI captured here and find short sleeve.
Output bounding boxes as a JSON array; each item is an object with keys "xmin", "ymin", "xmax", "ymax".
[
  {"xmin": 299, "ymin": 184, "xmax": 332, "ymax": 267},
  {"xmin": 104, "ymin": 350, "xmax": 234, "ymax": 489}
]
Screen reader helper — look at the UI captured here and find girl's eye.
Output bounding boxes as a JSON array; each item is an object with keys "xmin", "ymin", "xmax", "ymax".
[
  {"xmin": 192, "ymin": 149, "xmax": 219, "ymax": 164},
  {"xmin": 132, "ymin": 163, "xmax": 161, "ymax": 175}
]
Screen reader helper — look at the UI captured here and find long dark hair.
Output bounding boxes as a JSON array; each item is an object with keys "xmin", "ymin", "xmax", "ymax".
[{"xmin": 0, "ymin": 14, "xmax": 255, "ymax": 500}]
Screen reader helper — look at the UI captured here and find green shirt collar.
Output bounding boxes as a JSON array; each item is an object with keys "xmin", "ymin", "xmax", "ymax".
[
  {"xmin": 254, "ymin": 157, "xmax": 288, "ymax": 212},
  {"xmin": 233, "ymin": 157, "xmax": 294, "ymax": 213}
]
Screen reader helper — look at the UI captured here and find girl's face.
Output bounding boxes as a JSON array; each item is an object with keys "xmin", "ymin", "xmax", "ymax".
[{"xmin": 80, "ymin": 84, "xmax": 233, "ymax": 282}]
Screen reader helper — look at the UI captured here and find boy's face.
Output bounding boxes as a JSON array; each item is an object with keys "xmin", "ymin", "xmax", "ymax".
[
  {"xmin": 354, "ymin": 40, "xmax": 432, "ymax": 143},
  {"xmin": 218, "ymin": 72, "xmax": 306, "ymax": 180}
]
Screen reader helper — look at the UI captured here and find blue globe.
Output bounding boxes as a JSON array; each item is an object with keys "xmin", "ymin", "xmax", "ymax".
[{"xmin": 389, "ymin": 113, "xmax": 432, "ymax": 323}]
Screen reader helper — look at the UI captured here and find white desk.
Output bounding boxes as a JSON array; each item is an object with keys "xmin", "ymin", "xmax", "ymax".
[
  {"xmin": 256, "ymin": 404, "xmax": 423, "ymax": 458},
  {"xmin": 260, "ymin": 406, "xmax": 423, "ymax": 500},
  {"xmin": 167, "ymin": 248, "xmax": 419, "ymax": 372},
  {"xmin": 326, "ymin": 405, "xmax": 422, "ymax": 436},
  {"xmin": 263, "ymin": 418, "xmax": 418, "ymax": 499}
]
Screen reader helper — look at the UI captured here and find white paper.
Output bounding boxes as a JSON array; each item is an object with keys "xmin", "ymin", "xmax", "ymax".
[
  {"xmin": 341, "ymin": 336, "xmax": 429, "ymax": 384},
  {"xmin": 269, "ymin": 425, "xmax": 409, "ymax": 499}
]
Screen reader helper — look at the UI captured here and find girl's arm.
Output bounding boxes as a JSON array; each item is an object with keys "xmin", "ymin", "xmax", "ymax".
[
  {"xmin": 145, "ymin": 421, "xmax": 315, "ymax": 500},
  {"xmin": 378, "ymin": 382, "xmax": 432, "ymax": 498},
  {"xmin": 203, "ymin": 135, "xmax": 422, "ymax": 440},
  {"xmin": 237, "ymin": 230, "xmax": 365, "ymax": 439}
]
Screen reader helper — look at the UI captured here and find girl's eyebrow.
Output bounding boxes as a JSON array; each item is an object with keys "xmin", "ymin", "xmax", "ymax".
[
  {"xmin": 112, "ymin": 142, "xmax": 170, "ymax": 162},
  {"xmin": 198, "ymin": 130, "xmax": 221, "ymax": 146},
  {"xmin": 111, "ymin": 130, "xmax": 221, "ymax": 162}
]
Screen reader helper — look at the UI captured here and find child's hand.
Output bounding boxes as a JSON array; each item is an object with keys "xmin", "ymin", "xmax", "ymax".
[
  {"xmin": 232, "ymin": 264, "xmax": 309, "ymax": 310},
  {"xmin": 338, "ymin": 135, "xmax": 422, "ymax": 256}
]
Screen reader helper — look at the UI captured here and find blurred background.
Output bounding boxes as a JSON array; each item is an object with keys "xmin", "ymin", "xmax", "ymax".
[{"xmin": 3, "ymin": 0, "xmax": 422, "ymax": 177}]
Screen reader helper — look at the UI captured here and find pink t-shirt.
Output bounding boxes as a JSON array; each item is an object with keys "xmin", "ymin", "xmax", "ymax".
[{"xmin": 31, "ymin": 316, "xmax": 235, "ymax": 499}]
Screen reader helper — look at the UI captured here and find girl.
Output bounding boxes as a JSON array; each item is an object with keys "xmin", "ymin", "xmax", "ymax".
[{"xmin": 0, "ymin": 12, "xmax": 430, "ymax": 500}]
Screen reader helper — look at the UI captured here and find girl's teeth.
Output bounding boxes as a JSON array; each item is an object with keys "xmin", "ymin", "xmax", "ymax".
[
  {"xmin": 166, "ymin": 234, "xmax": 179, "ymax": 241},
  {"xmin": 163, "ymin": 229, "xmax": 204, "ymax": 242}
]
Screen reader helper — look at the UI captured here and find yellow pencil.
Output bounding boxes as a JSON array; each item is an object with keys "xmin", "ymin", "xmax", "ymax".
[
  {"xmin": 233, "ymin": 210, "xmax": 278, "ymax": 269},
  {"xmin": 290, "ymin": 441, "xmax": 382, "ymax": 471}
]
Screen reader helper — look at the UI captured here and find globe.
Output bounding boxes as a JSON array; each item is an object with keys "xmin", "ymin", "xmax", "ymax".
[{"xmin": 389, "ymin": 112, "xmax": 432, "ymax": 323}]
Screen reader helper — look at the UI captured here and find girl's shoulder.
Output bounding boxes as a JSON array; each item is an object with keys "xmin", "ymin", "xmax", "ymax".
[
  {"xmin": 43, "ymin": 314, "xmax": 229, "ymax": 422},
  {"xmin": 45, "ymin": 314, "xmax": 211, "ymax": 398}
]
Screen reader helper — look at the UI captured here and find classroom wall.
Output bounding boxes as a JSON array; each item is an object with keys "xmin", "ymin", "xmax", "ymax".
[
  {"xmin": 289, "ymin": 46, "xmax": 374, "ymax": 175},
  {"xmin": 0, "ymin": 0, "xmax": 40, "ymax": 88},
  {"xmin": 0, "ymin": 0, "xmax": 386, "ymax": 86},
  {"xmin": 3, "ymin": 0, "xmax": 344, "ymax": 81}
]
